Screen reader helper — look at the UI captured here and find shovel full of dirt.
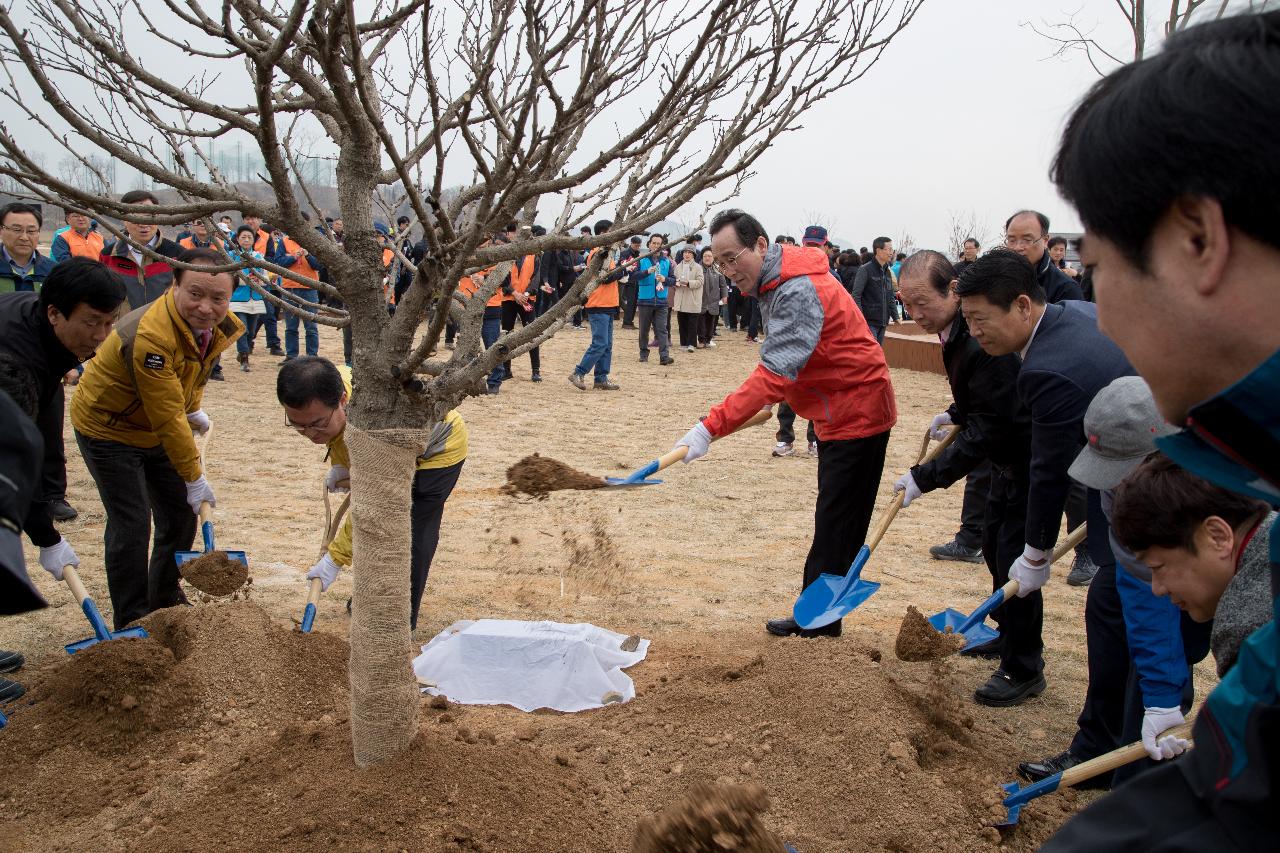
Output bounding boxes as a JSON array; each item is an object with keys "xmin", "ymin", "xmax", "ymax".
[{"xmin": 176, "ymin": 501, "xmax": 249, "ymax": 596}]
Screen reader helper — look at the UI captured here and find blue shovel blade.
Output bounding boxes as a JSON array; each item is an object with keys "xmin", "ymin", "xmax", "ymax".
[
  {"xmin": 793, "ymin": 545, "xmax": 881, "ymax": 629},
  {"xmin": 65, "ymin": 625, "xmax": 149, "ymax": 654},
  {"xmin": 928, "ymin": 608, "xmax": 1000, "ymax": 651},
  {"xmin": 603, "ymin": 476, "xmax": 662, "ymax": 488},
  {"xmin": 176, "ymin": 549, "xmax": 248, "ymax": 567},
  {"xmin": 997, "ymin": 781, "xmax": 1025, "ymax": 826}
]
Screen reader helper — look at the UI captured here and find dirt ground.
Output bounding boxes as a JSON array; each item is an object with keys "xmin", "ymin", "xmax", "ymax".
[{"xmin": 0, "ymin": 322, "xmax": 1218, "ymax": 852}]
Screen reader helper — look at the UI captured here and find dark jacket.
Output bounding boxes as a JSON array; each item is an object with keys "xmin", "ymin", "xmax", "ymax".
[
  {"xmin": 836, "ymin": 263, "xmax": 859, "ymax": 295},
  {"xmin": 101, "ymin": 236, "xmax": 183, "ymax": 308},
  {"xmin": 850, "ymin": 260, "xmax": 892, "ymax": 328},
  {"xmin": 1036, "ymin": 251, "xmax": 1084, "ymax": 304},
  {"xmin": 1019, "ymin": 301, "xmax": 1134, "ymax": 550},
  {"xmin": 0, "ymin": 250, "xmax": 55, "ymax": 293},
  {"xmin": 0, "ymin": 387, "xmax": 46, "ymax": 615},
  {"xmin": 0, "ymin": 292, "xmax": 81, "ymax": 549},
  {"xmin": 912, "ymin": 315, "xmax": 1030, "ymax": 492}
]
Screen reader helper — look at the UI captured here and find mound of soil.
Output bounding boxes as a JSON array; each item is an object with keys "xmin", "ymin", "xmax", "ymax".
[
  {"xmin": 502, "ymin": 454, "xmax": 606, "ymax": 498},
  {"xmin": 632, "ymin": 783, "xmax": 785, "ymax": 853},
  {"xmin": 180, "ymin": 551, "xmax": 249, "ymax": 596},
  {"xmin": 895, "ymin": 605, "xmax": 966, "ymax": 661}
]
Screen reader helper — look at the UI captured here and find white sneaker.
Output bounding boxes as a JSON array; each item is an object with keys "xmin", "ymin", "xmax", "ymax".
[
  {"xmin": 772, "ymin": 442, "xmax": 795, "ymax": 458},
  {"xmin": 706, "ymin": 340, "xmax": 716, "ymax": 348},
  {"xmin": 807, "ymin": 441, "xmax": 819, "ymax": 458}
]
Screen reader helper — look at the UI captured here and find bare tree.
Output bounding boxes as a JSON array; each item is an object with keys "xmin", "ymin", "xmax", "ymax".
[
  {"xmin": 1023, "ymin": 0, "xmax": 1274, "ymax": 75},
  {"xmin": 895, "ymin": 230, "xmax": 917, "ymax": 257},
  {"xmin": 0, "ymin": 0, "xmax": 923, "ymax": 765},
  {"xmin": 944, "ymin": 209, "xmax": 993, "ymax": 261}
]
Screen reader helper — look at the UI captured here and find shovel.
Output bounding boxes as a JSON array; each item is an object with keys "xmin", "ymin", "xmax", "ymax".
[
  {"xmin": 605, "ymin": 409, "xmax": 774, "ymax": 487},
  {"xmin": 300, "ymin": 482, "xmax": 351, "ymax": 633},
  {"xmin": 929, "ymin": 523, "xmax": 1088, "ymax": 652},
  {"xmin": 63, "ymin": 565, "xmax": 149, "ymax": 654},
  {"xmin": 793, "ymin": 427, "xmax": 959, "ymax": 629},
  {"xmin": 997, "ymin": 720, "xmax": 1194, "ymax": 826},
  {"xmin": 175, "ymin": 500, "xmax": 249, "ymax": 574}
]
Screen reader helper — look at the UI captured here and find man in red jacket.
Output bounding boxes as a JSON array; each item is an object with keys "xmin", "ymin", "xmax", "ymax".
[{"xmin": 676, "ymin": 209, "xmax": 897, "ymax": 637}]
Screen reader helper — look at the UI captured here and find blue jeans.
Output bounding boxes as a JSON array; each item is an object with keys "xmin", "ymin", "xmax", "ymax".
[
  {"xmin": 261, "ymin": 287, "xmax": 281, "ymax": 348},
  {"xmin": 868, "ymin": 324, "xmax": 886, "ymax": 346},
  {"xmin": 575, "ymin": 311, "xmax": 614, "ymax": 380},
  {"xmin": 284, "ymin": 288, "xmax": 319, "ymax": 357},
  {"xmin": 481, "ymin": 308, "xmax": 503, "ymax": 389},
  {"xmin": 235, "ymin": 312, "xmax": 262, "ymax": 355}
]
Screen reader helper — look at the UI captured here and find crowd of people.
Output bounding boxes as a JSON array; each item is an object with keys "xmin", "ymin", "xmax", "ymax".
[{"xmin": 0, "ymin": 10, "xmax": 1275, "ymax": 849}]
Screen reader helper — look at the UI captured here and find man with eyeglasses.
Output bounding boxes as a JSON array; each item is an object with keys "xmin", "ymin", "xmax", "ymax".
[
  {"xmin": 70, "ymin": 248, "xmax": 243, "ymax": 629},
  {"xmin": 277, "ymin": 356, "xmax": 467, "ymax": 632},
  {"xmin": 1003, "ymin": 210, "xmax": 1084, "ymax": 305},
  {"xmin": 675, "ymin": 209, "xmax": 896, "ymax": 638},
  {"xmin": 0, "ymin": 202, "xmax": 54, "ymax": 294},
  {"xmin": 100, "ymin": 190, "xmax": 184, "ymax": 310}
]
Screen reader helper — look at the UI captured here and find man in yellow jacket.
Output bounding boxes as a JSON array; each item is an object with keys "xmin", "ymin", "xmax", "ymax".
[
  {"xmin": 276, "ymin": 356, "xmax": 467, "ymax": 631},
  {"xmin": 71, "ymin": 248, "xmax": 243, "ymax": 629}
]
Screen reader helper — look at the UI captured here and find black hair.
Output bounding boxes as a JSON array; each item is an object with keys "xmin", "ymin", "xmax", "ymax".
[
  {"xmin": 629, "ymin": 236, "xmax": 642, "ymax": 244},
  {"xmin": 1004, "ymin": 209, "xmax": 1049, "ymax": 236},
  {"xmin": 531, "ymin": 225, "xmax": 546, "ymax": 237},
  {"xmin": 895, "ymin": 252, "xmax": 907, "ymax": 261},
  {"xmin": 899, "ymin": 250, "xmax": 957, "ymax": 297},
  {"xmin": 954, "ymin": 247, "xmax": 1044, "ymax": 308},
  {"xmin": 119, "ymin": 189, "xmax": 158, "ymax": 206},
  {"xmin": 174, "ymin": 247, "xmax": 232, "ymax": 286},
  {"xmin": 593, "ymin": 218, "xmax": 612, "ymax": 236},
  {"xmin": 872, "ymin": 236, "xmax": 892, "ymax": 252},
  {"xmin": 300, "ymin": 210, "xmax": 312, "ymax": 222},
  {"xmin": 235, "ymin": 225, "xmax": 255, "ymax": 239},
  {"xmin": 505, "ymin": 222, "xmax": 518, "ymax": 232},
  {"xmin": 0, "ymin": 202, "xmax": 42, "ymax": 228},
  {"xmin": 1046, "ymin": 236, "xmax": 1068, "ymax": 250},
  {"xmin": 963, "ymin": 237, "xmax": 979, "ymax": 249},
  {"xmin": 396, "ymin": 215, "xmax": 411, "ymax": 225},
  {"xmin": 0, "ymin": 352, "xmax": 38, "ymax": 418},
  {"xmin": 39, "ymin": 257, "xmax": 126, "ymax": 319},
  {"xmin": 710, "ymin": 209, "xmax": 768, "ymax": 250},
  {"xmin": 774, "ymin": 235, "xmax": 787, "ymax": 244},
  {"xmin": 63, "ymin": 206, "xmax": 87, "ymax": 221},
  {"xmin": 277, "ymin": 356, "xmax": 345, "ymax": 409},
  {"xmin": 1112, "ymin": 452, "xmax": 1271, "ymax": 554},
  {"xmin": 1053, "ymin": 12, "xmax": 1280, "ymax": 270}
]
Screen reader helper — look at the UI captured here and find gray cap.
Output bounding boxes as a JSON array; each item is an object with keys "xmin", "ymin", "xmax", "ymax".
[{"xmin": 1069, "ymin": 376, "xmax": 1179, "ymax": 490}]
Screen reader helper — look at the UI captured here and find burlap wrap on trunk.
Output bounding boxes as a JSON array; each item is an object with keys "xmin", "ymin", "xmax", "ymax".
[{"xmin": 346, "ymin": 424, "xmax": 424, "ymax": 767}]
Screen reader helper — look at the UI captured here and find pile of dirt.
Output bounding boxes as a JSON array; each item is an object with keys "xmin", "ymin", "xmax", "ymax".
[
  {"xmin": 632, "ymin": 782, "xmax": 785, "ymax": 852},
  {"xmin": 502, "ymin": 453, "xmax": 606, "ymax": 498},
  {"xmin": 895, "ymin": 605, "xmax": 966, "ymax": 661},
  {"xmin": 179, "ymin": 551, "xmax": 250, "ymax": 596}
]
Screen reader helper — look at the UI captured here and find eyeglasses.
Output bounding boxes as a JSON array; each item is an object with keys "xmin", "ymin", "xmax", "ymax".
[
  {"xmin": 711, "ymin": 247, "xmax": 751, "ymax": 275},
  {"xmin": 285, "ymin": 408, "xmax": 337, "ymax": 434},
  {"xmin": 2, "ymin": 226, "xmax": 40, "ymax": 236},
  {"xmin": 1004, "ymin": 235, "xmax": 1044, "ymax": 249}
]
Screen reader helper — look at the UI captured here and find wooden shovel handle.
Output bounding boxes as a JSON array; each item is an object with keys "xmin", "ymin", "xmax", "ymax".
[
  {"xmin": 1060, "ymin": 722, "xmax": 1195, "ymax": 787},
  {"xmin": 63, "ymin": 565, "xmax": 90, "ymax": 605},
  {"xmin": 320, "ymin": 485, "xmax": 351, "ymax": 559},
  {"xmin": 652, "ymin": 409, "xmax": 774, "ymax": 476},
  {"xmin": 998, "ymin": 523, "xmax": 1088, "ymax": 599},
  {"xmin": 305, "ymin": 577, "xmax": 323, "ymax": 607},
  {"xmin": 866, "ymin": 427, "xmax": 960, "ymax": 553},
  {"xmin": 197, "ymin": 501, "xmax": 214, "ymax": 527}
]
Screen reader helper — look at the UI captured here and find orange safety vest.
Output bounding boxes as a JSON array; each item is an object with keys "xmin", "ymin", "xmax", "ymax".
[
  {"xmin": 278, "ymin": 236, "xmax": 321, "ymax": 289},
  {"xmin": 504, "ymin": 255, "xmax": 537, "ymax": 303},
  {"xmin": 585, "ymin": 248, "xmax": 619, "ymax": 309},
  {"xmin": 59, "ymin": 229, "xmax": 105, "ymax": 260},
  {"xmin": 458, "ymin": 267, "xmax": 502, "ymax": 307}
]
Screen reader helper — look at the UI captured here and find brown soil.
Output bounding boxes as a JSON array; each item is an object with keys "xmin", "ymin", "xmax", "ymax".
[
  {"xmin": 561, "ymin": 514, "xmax": 627, "ymax": 598},
  {"xmin": 180, "ymin": 550, "xmax": 250, "ymax": 596},
  {"xmin": 631, "ymin": 783, "xmax": 785, "ymax": 853},
  {"xmin": 895, "ymin": 604, "xmax": 966, "ymax": 661},
  {"xmin": 502, "ymin": 453, "xmax": 606, "ymax": 498}
]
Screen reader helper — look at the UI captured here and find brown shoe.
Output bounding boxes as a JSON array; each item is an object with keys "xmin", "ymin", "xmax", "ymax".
[
  {"xmin": 568, "ymin": 372, "xmax": 587, "ymax": 390},
  {"xmin": 593, "ymin": 378, "xmax": 620, "ymax": 390}
]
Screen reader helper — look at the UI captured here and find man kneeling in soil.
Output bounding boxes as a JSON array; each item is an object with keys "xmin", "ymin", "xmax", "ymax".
[
  {"xmin": 675, "ymin": 209, "xmax": 896, "ymax": 638},
  {"xmin": 277, "ymin": 357, "xmax": 467, "ymax": 630}
]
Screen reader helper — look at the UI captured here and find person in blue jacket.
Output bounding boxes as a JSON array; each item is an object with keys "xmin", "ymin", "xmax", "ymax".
[
  {"xmin": 1044, "ymin": 10, "xmax": 1280, "ymax": 849},
  {"xmin": 634, "ymin": 233, "xmax": 673, "ymax": 366}
]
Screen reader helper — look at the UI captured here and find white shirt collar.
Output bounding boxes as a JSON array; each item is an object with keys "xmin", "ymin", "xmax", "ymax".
[
  {"xmin": 1019, "ymin": 307, "xmax": 1047, "ymax": 361},
  {"xmin": 939, "ymin": 316, "xmax": 957, "ymax": 344}
]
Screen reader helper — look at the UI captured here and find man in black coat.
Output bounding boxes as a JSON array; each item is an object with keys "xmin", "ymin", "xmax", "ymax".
[
  {"xmin": 850, "ymin": 236, "xmax": 894, "ymax": 344},
  {"xmin": 0, "ymin": 383, "xmax": 47, "ymax": 618},
  {"xmin": 892, "ymin": 250, "xmax": 1036, "ymax": 704},
  {"xmin": 956, "ymin": 249, "xmax": 1137, "ymax": 763}
]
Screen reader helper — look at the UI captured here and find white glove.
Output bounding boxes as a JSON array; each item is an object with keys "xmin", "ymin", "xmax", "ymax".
[
  {"xmin": 186, "ymin": 409, "xmax": 211, "ymax": 436},
  {"xmin": 38, "ymin": 537, "xmax": 78, "ymax": 581},
  {"xmin": 929, "ymin": 411, "xmax": 953, "ymax": 441},
  {"xmin": 675, "ymin": 422, "xmax": 713, "ymax": 464},
  {"xmin": 1142, "ymin": 706, "xmax": 1189, "ymax": 761},
  {"xmin": 893, "ymin": 472, "xmax": 922, "ymax": 507},
  {"xmin": 325, "ymin": 465, "xmax": 350, "ymax": 493},
  {"xmin": 307, "ymin": 554, "xmax": 341, "ymax": 592},
  {"xmin": 1009, "ymin": 545, "xmax": 1050, "ymax": 597},
  {"xmin": 185, "ymin": 476, "xmax": 216, "ymax": 515}
]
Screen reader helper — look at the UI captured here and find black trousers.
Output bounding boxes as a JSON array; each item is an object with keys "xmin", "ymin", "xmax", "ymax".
[
  {"xmin": 955, "ymin": 461, "xmax": 991, "ymax": 549},
  {"xmin": 1066, "ymin": 480, "xmax": 1090, "ymax": 555},
  {"xmin": 1070, "ymin": 488, "xmax": 1131, "ymax": 762},
  {"xmin": 775, "ymin": 403, "xmax": 817, "ymax": 446},
  {"xmin": 801, "ymin": 431, "xmax": 891, "ymax": 614},
  {"xmin": 697, "ymin": 312, "xmax": 718, "ymax": 345},
  {"xmin": 500, "ymin": 300, "xmax": 540, "ymax": 373},
  {"xmin": 727, "ymin": 290, "xmax": 745, "ymax": 329},
  {"xmin": 983, "ymin": 468, "xmax": 1044, "ymax": 681},
  {"xmin": 675, "ymin": 310, "xmax": 700, "ymax": 347},
  {"xmin": 746, "ymin": 297, "xmax": 763, "ymax": 338},
  {"xmin": 38, "ymin": 384, "xmax": 67, "ymax": 503},
  {"xmin": 75, "ymin": 431, "xmax": 196, "ymax": 630},
  {"xmin": 620, "ymin": 281, "xmax": 638, "ymax": 325},
  {"xmin": 409, "ymin": 461, "xmax": 464, "ymax": 631}
]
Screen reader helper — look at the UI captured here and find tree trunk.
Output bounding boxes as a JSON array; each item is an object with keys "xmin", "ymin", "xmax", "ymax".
[{"xmin": 345, "ymin": 424, "xmax": 424, "ymax": 767}]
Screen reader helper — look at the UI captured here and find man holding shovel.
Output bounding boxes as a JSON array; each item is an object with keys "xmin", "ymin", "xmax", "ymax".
[
  {"xmin": 675, "ymin": 209, "xmax": 896, "ymax": 638},
  {"xmin": 71, "ymin": 248, "xmax": 242, "ymax": 629},
  {"xmin": 890, "ymin": 249, "xmax": 1037, "ymax": 706},
  {"xmin": 278, "ymin": 356, "xmax": 467, "ymax": 632}
]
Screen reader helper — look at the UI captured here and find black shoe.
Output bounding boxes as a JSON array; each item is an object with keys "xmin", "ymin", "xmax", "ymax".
[
  {"xmin": 1018, "ymin": 748, "xmax": 1112, "ymax": 789},
  {"xmin": 210, "ymin": 368, "xmax": 225, "ymax": 381},
  {"xmin": 622, "ymin": 323, "xmax": 636, "ymax": 329},
  {"xmin": 0, "ymin": 650, "xmax": 23, "ymax": 673},
  {"xmin": 1066, "ymin": 552, "xmax": 1099, "ymax": 586},
  {"xmin": 501, "ymin": 369, "xmax": 514, "ymax": 381},
  {"xmin": 531, "ymin": 372, "xmax": 543, "ymax": 383},
  {"xmin": 486, "ymin": 385, "xmax": 501, "ymax": 395},
  {"xmin": 0, "ymin": 677, "xmax": 24, "ymax": 703},
  {"xmin": 959, "ymin": 636, "xmax": 1002, "ymax": 660},
  {"xmin": 48, "ymin": 499, "xmax": 78, "ymax": 522},
  {"xmin": 659, "ymin": 357, "xmax": 675, "ymax": 366},
  {"xmin": 974, "ymin": 669, "xmax": 1046, "ymax": 708},
  {"xmin": 638, "ymin": 355, "xmax": 649, "ymax": 363},
  {"xmin": 929, "ymin": 539, "xmax": 983, "ymax": 563},
  {"xmin": 269, "ymin": 346, "xmax": 286, "ymax": 357},
  {"xmin": 765, "ymin": 617, "xmax": 841, "ymax": 638}
]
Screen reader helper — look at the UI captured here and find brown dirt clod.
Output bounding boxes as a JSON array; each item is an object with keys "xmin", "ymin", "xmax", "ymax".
[
  {"xmin": 631, "ymin": 782, "xmax": 786, "ymax": 853},
  {"xmin": 502, "ymin": 453, "xmax": 606, "ymax": 498},
  {"xmin": 895, "ymin": 605, "xmax": 965, "ymax": 662},
  {"xmin": 180, "ymin": 550, "xmax": 250, "ymax": 596}
]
